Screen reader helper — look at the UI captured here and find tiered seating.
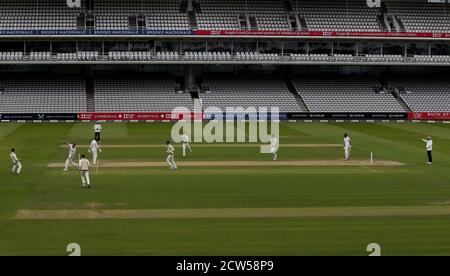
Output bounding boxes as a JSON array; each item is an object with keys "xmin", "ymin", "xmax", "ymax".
[
  {"xmin": 155, "ymin": 52, "xmax": 180, "ymax": 61},
  {"xmin": 248, "ymin": 0, "xmax": 290, "ymax": 31},
  {"xmin": 95, "ymin": 0, "xmax": 190, "ymax": 30},
  {"xmin": 108, "ymin": 51, "xmax": 152, "ymax": 61},
  {"xmin": 197, "ymin": 0, "xmax": 244, "ymax": 30},
  {"xmin": 77, "ymin": 51, "xmax": 99, "ymax": 61},
  {"xmin": 290, "ymin": 54, "xmax": 330, "ymax": 62},
  {"xmin": 387, "ymin": 77, "xmax": 450, "ymax": 112},
  {"xmin": 1, "ymin": 0, "xmax": 450, "ymax": 34},
  {"xmin": 94, "ymin": 77, "xmax": 193, "ymax": 112},
  {"xmin": 366, "ymin": 54, "xmax": 404, "ymax": 62},
  {"xmin": 293, "ymin": 0, "xmax": 381, "ymax": 32},
  {"xmin": 56, "ymin": 53, "xmax": 78, "ymax": 61},
  {"xmin": 0, "ymin": 0, "xmax": 82, "ymax": 30},
  {"xmin": 235, "ymin": 52, "xmax": 279, "ymax": 61},
  {"xmin": 386, "ymin": 0, "xmax": 450, "ymax": 33},
  {"xmin": 293, "ymin": 76, "xmax": 404, "ymax": 112},
  {"xmin": 95, "ymin": 16, "xmax": 129, "ymax": 30},
  {"xmin": 200, "ymin": 76, "xmax": 302, "ymax": 112},
  {"xmin": 0, "ymin": 52, "xmax": 23, "ymax": 61},
  {"xmin": 0, "ymin": 78, "xmax": 86, "ymax": 113},
  {"xmin": 197, "ymin": 0, "xmax": 289, "ymax": 31},
  {"xmin": 333, "ymin": 54, "xmax": 354, "ymax": 62},
  {"xmin": 412, "ymin": 55, "xmax": 450, "ymax": 63},
  {"xmin": 184, "ymin": 51, "xmax": 233, "ymax": 61},
  {"xmin": 29, "ymin": 52, "xmax": 52, "ymax": 61}
]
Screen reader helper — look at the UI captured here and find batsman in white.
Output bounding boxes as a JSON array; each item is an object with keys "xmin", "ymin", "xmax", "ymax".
[
  {"xmin": 181, "ymin": 132, "xmax": 192, "ymax": 157},
  {"xmin": 166, "ymin": 141, "xmax": 178, "ymax": 170},
  {"xmin": 10, "ymin": 148, "xmax": 22, "ymax": 175},
  {"xmin": 88, "ymin": 139, "xmax": 102, "ymax": 165},
  {"xmin": 270, "ymin": 135, "xmax": 280, "ymax": 161},
  {"xmin": 78, "ymin": 154, "xmax": 91, "ymax": 188},
  {"xmin": 62, "ymin": 141, "xmax": 78, "ymax": 171},
  {"xmin": 344, "ymin": 133, "xmax": 352, "ymax": 161}
]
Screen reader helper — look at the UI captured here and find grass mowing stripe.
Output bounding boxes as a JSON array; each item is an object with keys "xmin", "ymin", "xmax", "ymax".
[{"xmin": 15, "ymin": 206, "xmax": 450, "ymax": 220}]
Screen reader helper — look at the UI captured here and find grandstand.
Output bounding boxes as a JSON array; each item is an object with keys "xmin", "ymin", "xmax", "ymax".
[
  {"xmin": 386, "ymin": 77, "xmax": 450, "ymax": 112},
  {"xmin": 292, "ymin": 0, "xmax": 381, "ymax": 32},
  {"xmin": 200, "ymin": 76, "xmax": 303, "ymax": 113},
  {"xmin": 0, "ymin": 0, "xmax": 448, "ymax": 33},
  {"xmin": 95, "ymin": 0, "xmax": 190, "ymax": 31},
  {"xmin": 0, "ymin": 78, "xmax": 86, "ymax": 113},
  {"xmin": 94, "ymin": 77, "xmax": 194, "ymax": 112},
  {"xmin": 292, "ymin": 76, "xmax": 405, "ymax": 113},
  {"xmin": 0, "ymin": 0, "xmax": 80, "ymax": 30}
]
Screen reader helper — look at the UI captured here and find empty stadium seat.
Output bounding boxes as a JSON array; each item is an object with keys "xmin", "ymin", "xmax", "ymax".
[
  {"xmin": 200, "ymin": 76, "xmax": 302, "ymax": 113},
  {"xmin": 293, "ymin": 76, "xmax": 405, "ymax": 113},
  {"xmin": 387, "ymin": 77, "xmax": 450, "ymax": 112},
  {"xmin": 0, "ymin": 78, "xmax": 87, "ymax": 113},
  {"xmin": 94, "ymin": 77, "xmax": 193, "ymax": 112}
]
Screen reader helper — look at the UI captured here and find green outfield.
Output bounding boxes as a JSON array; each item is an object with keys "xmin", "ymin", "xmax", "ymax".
[{"xmin": 0, "ymin": 122, "xmax": 450, "ymax": 256}]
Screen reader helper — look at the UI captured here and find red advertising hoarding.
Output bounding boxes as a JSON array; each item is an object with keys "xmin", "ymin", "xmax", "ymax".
[
  {"xmin": 408, "ymin": 112, "xmax": 450, "ymax": 121},
  {"xmin": 195, "ymin": 30, "xmax": 444, "ymax": 38},
  {"xmin": 77, "ymin": 112, "xmax": 203, "ymax": 121}
]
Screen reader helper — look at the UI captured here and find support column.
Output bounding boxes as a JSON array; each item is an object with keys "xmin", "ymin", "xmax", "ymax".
[
  {"xmin": 184, "ymin": 64, "xmax": 196, "ymax": 91},
  {"xmin": 188, "ymin": 0, "xmax": 194, "ymax": 12}
]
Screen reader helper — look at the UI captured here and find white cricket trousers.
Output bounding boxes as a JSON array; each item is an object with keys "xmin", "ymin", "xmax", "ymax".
[
  {"xmin": 344, "ymin": 147, "xmax": 351, "ymax": 160},
  {"xmin": 182, "ymin": 143, "xmax": 192, "ymax": 157},
  {"xmin": 65, "ymin": 157, "xmax": 78, "ymax": 170},
  {"xmin": 92, "ymin": 151, "xmax": 98, "ymax": 165},
  {"xmin": 80, "ymin": 171, "xmax": 90, "ymax": 187},
  {"xmin": 167, "ymin": 155, "xmax": 177, "ymax": 169},
  {"xmin": 271, "ymin": 147, "xmax": 279, "ymax": 160},
  {"xmin": 12, "ymin": 161, "xmax": 22, "ymax": 174}
]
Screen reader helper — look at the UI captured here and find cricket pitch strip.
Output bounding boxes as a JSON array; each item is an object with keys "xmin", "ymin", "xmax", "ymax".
[{"xmin": 47, "ymin": 160, "xmax": 405, "ymax": 168}]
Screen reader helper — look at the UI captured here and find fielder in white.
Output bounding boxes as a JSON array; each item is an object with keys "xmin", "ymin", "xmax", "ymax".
[
  {"xmin": 166, "ymin": 141, "xmax": 178, "ymax": 170},
  {"xmin": 78, "ymin": 154, "xmax": 91, "ymax": 188},
  {"xmin": 94, "ymin": 123, "xmax": 102, "ymax": 142},
  {"xmin": 88, "ymin": 139, "xmax": 102, "ymax": 165},
  {"xmin": 270, "ymin": 135, "xmax": 280, "ymax": 161},
  {"xmin": 63, "ymin": 141, "xmax": 78, "ymax": 171},
  {"xmin": 344, "ymin": 133, "xmax": 352, "ymax": 161},
  {"xmin": 10, "ymin": 148, "xmax": 22, "ymax": 175},
  {"xmin": 181, "ymin": 132, "xmax": 192, "ymax": 157}
]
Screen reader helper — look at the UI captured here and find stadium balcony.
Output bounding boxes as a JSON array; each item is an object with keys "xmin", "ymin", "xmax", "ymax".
[{"xmin": 3, "ymin": 50, "xmax": 450, "ymax": 65}]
